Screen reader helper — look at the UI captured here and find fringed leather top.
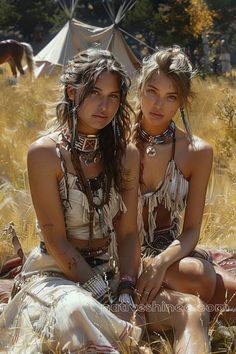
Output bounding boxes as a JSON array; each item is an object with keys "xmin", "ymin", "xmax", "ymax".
[
  {"xmin": 138, "ymin": 134, "xmax": 189, "ymax": 246},
  {"xmin": 37, "ymin": 136, "xmax": 127, "ymax": 264}
]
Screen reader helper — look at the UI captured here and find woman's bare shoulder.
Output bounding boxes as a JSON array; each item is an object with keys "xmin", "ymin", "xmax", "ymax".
[
  {"xmin": 190, "ymin": 135, "xmax": 213, "ymax": 157},
  {"xmin": 27, "ymin": 133, "xmax": 60, "ymax": 171},
  {"xmin": 176, "ymin": 128, "xmax": 213, "ymax": 174},
  {"xmin": 177, "ymin": 128, "xmax": 212, "ymax": 155},
  {"xmin": 187, "ymin": 135, "xmax": 213, "ymax": 173}
]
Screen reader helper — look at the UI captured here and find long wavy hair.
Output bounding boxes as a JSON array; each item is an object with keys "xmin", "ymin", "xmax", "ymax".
[
  {"xmin": 132, "ymin": 46, "xmax": 195, "ymax": 144},
  {"xmin": 55, "ymin": 48, "xmax": 133, "ymax": 192}
]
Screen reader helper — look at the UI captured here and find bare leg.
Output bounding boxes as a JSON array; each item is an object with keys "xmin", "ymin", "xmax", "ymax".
[
  {"xmin": 146, "ymin": 289, "xmax": 210, "ymax": 354},
  {"xmin": 164, "ymin": 257, "xmax": 216, "ymax": 303},
  {"xmin": 210, "ymin": 265, "xmax": 236, "ymax": 324}
]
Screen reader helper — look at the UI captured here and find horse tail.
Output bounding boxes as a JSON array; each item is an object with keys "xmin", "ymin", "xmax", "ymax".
[{"xmin": 21, "ymin": 42, "xmax": 34, "ymax": 77}]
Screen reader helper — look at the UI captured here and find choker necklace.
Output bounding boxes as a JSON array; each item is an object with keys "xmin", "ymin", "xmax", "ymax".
[
  {"xmin": 62, "ymin": 130, "xmax": 101, "ymax": 165},
  {"xmin": 138, "ymin": 120, "xmax": 175, "ymax": 157}
]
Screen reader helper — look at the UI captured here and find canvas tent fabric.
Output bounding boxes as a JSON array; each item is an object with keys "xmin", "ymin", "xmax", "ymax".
[{"xmin": 34, "ymin": 18, "xmax": 140, "ymax": 77}]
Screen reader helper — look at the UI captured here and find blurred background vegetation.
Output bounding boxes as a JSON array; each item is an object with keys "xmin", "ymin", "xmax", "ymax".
[
  {"xmin": 0, "ymin": 0, "xmax": 235, "ymax": 257},
  {"xmin": 0, "ymin": 0, "xmax": 236, "ymax": 70},
  {"xmin": 0, "ymin": 2, "xmax": 235, "ymax": 351},
  {"xmin": 0, "ymin": 71, "xmax": 235, "ymax": 262}
]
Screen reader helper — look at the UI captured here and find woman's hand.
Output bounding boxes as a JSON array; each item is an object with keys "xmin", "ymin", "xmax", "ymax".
[{"xmin": 135, "ymin": 257, "xmax": 168, "ymax": 305}]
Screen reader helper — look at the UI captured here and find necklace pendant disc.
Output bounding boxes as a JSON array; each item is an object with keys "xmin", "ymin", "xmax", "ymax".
[{"xmin": 146, "ymin": 145, "xmax": 156, "ymax": 157}]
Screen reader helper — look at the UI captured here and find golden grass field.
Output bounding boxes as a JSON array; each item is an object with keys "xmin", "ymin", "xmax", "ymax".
[
  {"xmin": 0, "ymin": 65, "xmax": 235, "ymax": 353},
  {"xmin": 0, "ymin": 66, "xmax": 235, "ymax": 260}
]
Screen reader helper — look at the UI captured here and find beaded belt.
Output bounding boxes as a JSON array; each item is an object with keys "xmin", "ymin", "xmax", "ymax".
[
  {"xmin": 40, "ymin": 242, "xmax": 113, "ymax": 274},
  {"xmin": 40, "ymin": 241, "xmax": 109, "ymax": 259},
  {"xmin": 76, "ymin": 245, "xmax": 109, "ymax": 258},
  {"xmin": 11, "ymin": 267, "xmax": 115, "ymax": 300}
]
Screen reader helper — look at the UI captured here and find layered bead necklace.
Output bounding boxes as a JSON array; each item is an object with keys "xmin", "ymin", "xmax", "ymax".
[
  {"xmin": 138, "ymin": 120, "xmax": 175, "ymax": 157},
  {"xmin": 71, "ymin": 148, "xmax": 111, "ymax": 242},
  {"xmin": 61, "ymin": 129, "xmax": 111, "ymax": 243}
]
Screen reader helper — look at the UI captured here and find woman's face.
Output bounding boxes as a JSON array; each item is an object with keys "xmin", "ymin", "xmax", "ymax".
[
  {"xmin": 141, "ymin": 71, "xmax": 180, "ymax": 133},
  {"xmin": 69, "ymin": 71, "xmax": 121, "ymax": 135}
]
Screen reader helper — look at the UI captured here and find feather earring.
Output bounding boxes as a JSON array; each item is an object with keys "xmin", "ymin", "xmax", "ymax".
[
  {"xmin": 180, "ymin": 107, "xmax": 192, "ymax": 143},
  {"xmin": 71, "ymin": 100, "xmax": 78, "ymax": 148}
]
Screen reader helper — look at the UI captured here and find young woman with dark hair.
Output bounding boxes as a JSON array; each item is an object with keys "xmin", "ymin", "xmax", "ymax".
[{"xmin": 0, "ymin": 48, "xmax": 142, "ymax": 353}]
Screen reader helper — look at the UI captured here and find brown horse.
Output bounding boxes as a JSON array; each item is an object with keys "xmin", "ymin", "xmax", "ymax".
[{"xmin": 0, "ymin": 39, "xmax": 34, "ymax": 79}]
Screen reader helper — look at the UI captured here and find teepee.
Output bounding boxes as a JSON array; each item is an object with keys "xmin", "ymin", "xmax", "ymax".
[{"xmin": 34, "ymin": 0, "xmax": 141, "ymax": 77}]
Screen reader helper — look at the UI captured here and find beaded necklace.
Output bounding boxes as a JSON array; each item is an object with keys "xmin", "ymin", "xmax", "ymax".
[
  {"xmin": 62, "ymin": 129, "xmax": 101, "ymax": 165},
  {"xmin": 138, "ymin": 120, "xmax": 175, "ymax": 157},
  {"xmin": 61, "ymin": 130, "xmax": 111, "ymax": 244}
]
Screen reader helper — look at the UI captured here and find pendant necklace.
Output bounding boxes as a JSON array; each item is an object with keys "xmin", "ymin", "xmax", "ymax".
[{"xmin": 138, "ymin": 120, "xmax": 175, "ymax": 157}]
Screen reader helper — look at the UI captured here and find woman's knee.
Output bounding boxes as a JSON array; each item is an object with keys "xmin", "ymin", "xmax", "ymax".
[
  {"xmin": 183, "ymin": 294, "xmax": 209, "ymax": 324},
  {"xmin": 166, "ymin": 258, "xmax": 216, "ymax": 302},
  {"xmin": 171, "ymin": 294, "xmax": 209, "ymax": 336},
  {"xmin": 146, "ymin": 290, "xmax": 209, "ymax": 333}
]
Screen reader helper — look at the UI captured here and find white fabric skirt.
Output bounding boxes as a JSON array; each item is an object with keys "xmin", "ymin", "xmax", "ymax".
[{"xmin": 0, "ymin": 248, "xmax": 141, "ymax": 353}]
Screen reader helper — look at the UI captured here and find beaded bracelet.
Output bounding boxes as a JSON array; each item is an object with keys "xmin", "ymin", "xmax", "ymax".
[
  {"xmin": 119, "ymin": 274, "xmax": 136, "ymax": 284},
  {"xmin": 118, "ymin": 293, "xmax": 136, "ymax": 311},
  {"xmin": 82, "ymin": 274, "xmax": 108, "ymax": 300},
  {"xmin": 117, "ymin": 280, "xmax": 135, "ymax": 294}
]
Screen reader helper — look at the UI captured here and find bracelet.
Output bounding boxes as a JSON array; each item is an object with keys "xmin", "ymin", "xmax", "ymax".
[
  {"xmin": 118, "ymin": 293, "xmax": 136, "ymax": 311},
  {"xmin": 120, "ymin": 274, "xmax": 136, "ymax": 284},
  {"xmin": 82, "ymin": 274, "xmax": 108, "ymax": 300},
  {"xmin": 117, "ymin": 280, "xmax": 135, "ymax": 294}
]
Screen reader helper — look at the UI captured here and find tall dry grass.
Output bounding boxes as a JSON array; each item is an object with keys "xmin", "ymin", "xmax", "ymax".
[
  {"xmin": 0, "ymin": 68, "xmax": 235, "ymax": 258},
  {"xmin": 0, "ymin": 67, "xmax": 60, "ymax": 261},
  {"xmin": 0, "ymin": 67, "xmax": 235, "ymax": 353},
  {"xmin": 190, "ymin": 76, "xmax": 236, "ymax": 250}
]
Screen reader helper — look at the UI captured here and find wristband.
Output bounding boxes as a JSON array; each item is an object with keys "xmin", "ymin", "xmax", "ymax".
[
  {"xmin": 117, "ymin": 280, "xmax": 135, "ymax": 294},
  {"xmin": 118, "ymin": 293, "xmax": 136, "ymax": 311},
  {"xmin": 82, "ymin": 274, "xmax": 108, "ymax": 299},
  {"xmin": 120, "ymin": 274, "xmax": 136, "ymax": 284}
]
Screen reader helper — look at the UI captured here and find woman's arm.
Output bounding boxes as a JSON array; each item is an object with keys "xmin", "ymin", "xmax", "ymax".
[
  {"xmin": 156, "ymin": 140, "xmax": 213, "ymax": 268},
  {"xmin": 27, "ymin": 137, "xmax": 94, "ymax": 284},
  {"xmin": 112, "ymin": 144, "xmax": 144, "ymax": 322},
  {"xmin": 136, "ymin": 139, "xmax": 213, "ymax": 303},
  {"xmin": 114, "ymin": 143, "xmax": 141, "ymax": 281}
]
